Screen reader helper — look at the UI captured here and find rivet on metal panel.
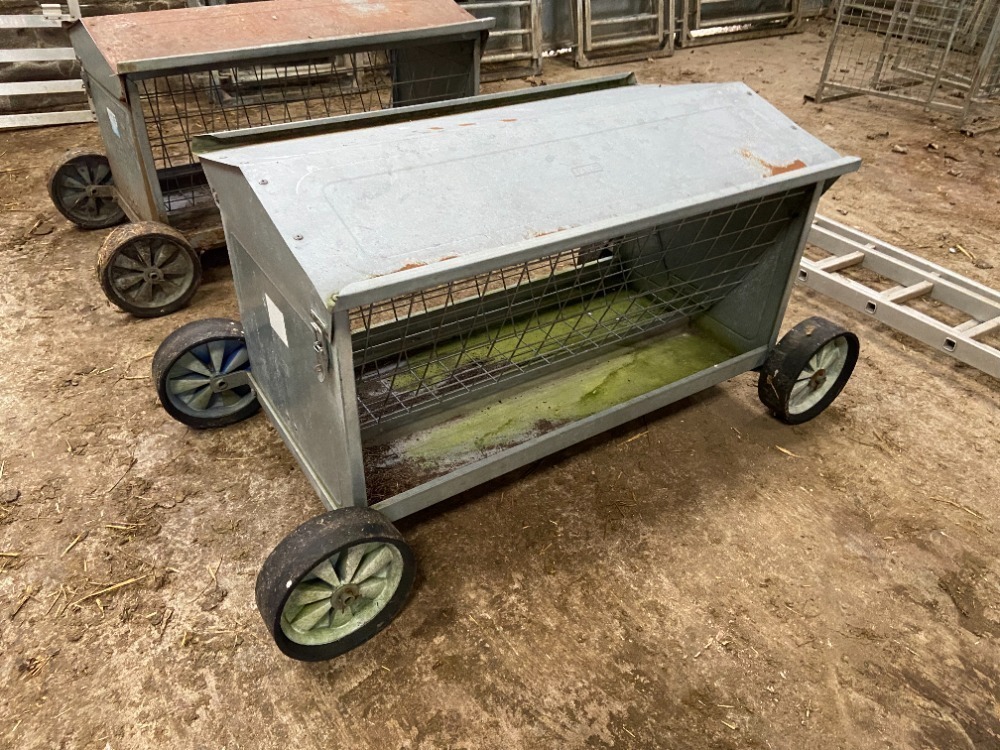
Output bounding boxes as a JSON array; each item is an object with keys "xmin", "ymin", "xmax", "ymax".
[
  {"xmin": 259, "ymin": 179, "xmax": 268, "ymax": 185},
  {"xmin": 293, "ymin": 234, "xmax": 303, "ymax": 241}
]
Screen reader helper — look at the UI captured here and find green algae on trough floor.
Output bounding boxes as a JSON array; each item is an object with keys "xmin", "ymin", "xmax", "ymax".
[{"xmin": 393, "ymin": 330, "xmax": 736, "ymax": 466}]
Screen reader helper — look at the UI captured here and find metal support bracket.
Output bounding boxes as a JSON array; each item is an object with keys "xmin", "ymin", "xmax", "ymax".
[{"xmin": 310, "ymin": 315, "xmax": 331, "ymax": 382}]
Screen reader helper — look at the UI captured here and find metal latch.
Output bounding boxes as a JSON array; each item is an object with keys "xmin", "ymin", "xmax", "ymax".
[{"xmin": 309, "ymin": 315, "xmax": 331, "ymax": 382}]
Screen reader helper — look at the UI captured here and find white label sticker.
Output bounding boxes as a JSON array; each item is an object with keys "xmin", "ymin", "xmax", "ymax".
[
  {"xmin": 106, "ymin": 107, "xmax": 119, "ymax": 137},
  {"xmin": 264, "ymin": 293, "xmax": 288, "ymax": 347}
]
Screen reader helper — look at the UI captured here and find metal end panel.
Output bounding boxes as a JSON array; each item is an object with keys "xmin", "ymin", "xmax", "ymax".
[
  {"xmin": 199, "ymin": 83, "xmax": 860, "ymax": 310},
  {"xmin": 80, "ymin": 0, "xmax": 493, "ymax": 75}
]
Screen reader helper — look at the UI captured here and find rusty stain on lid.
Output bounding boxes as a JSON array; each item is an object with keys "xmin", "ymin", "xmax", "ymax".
[
  {"xmin": 740, "ymin": 149, "xmax": 807, "ymax": 177},
  {"xmin": 370, "ymin": 255, "xmax": 458, "ymax": 278}
]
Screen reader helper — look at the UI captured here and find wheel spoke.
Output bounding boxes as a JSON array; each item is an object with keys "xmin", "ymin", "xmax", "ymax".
[
  {"xmin": 223, "ymin": 347, "xmax": 249, "ymax": 373},
  {"xmin": 185, "ymin": 384, "xmax": 214, "ymax": 411},
  {"xmin": 821, "ymin": 342, "xmax": 843, "ymax": 370},
  {"xmin": 332, "ymin": 607, "xmax": 356, "ymax": 628},
  {"xmin": 160, "ymin": 256, "xmax": 191, "ymax": 277},
  {"xmin": 790, "ymin": 380, "xmax": 811, "ymax": 402},
  {"xmin": 218, "ymin": 389, "xmax": 241, "ymax": 407},
  {"xmin": 284, "ymin": 582, "xmax": 333, "ymax": 618},
  {"xmin": 351, "ymin": 545, "xmax": 394, "ymax": 584},
  {"xmin": 176, "ymin": 352, "xmax": 213, "ymax": 377},
  {"xmin": 135, "ymin": 241, "xmax": 152, "ymax": 266},
  {"xmin": 112, "ymin": 254, "xmax": 145, "ymax": 272},
  {"xmin": 309, "ymin": 558, "xmax": 341, "ymax": 587},
  {"xmin": 134, "ymin": 280, "xmax": 154, "ymax": 304},
  {"xmin": 148, "ymin": 239, "xmax": 166, "ymax": 267},
  {"xmin": 112, "ymin": 272, "xmax": 144, "ymax": 291},
  {"xmin": 60, "ymin": 174, "xmax": 85, "ymax": 190},
  {"xmin": 156, "ymin": 244, "xmax": 180, "ymax": 269},
  {"xmin": 73, "ymin": 163, "xmax": 92, "ymax": 185},
  {"xmin": 290, "ymin": 600, "xmax": 332, "ymax": 631},
  {"xmin": 69, "ymin": 192, "xmax": 90, "ymax": 210},
  {"xmin": 357, "ymin": 578, "xmax": 385, "ymax": 600},
  {"xmin": 207, "ymin": 340, "xmax": 226, "ymax": 374},
  {"xmin": 93, "ymin": 163, "xmax": 110, "ymax": 183},
  {"xmin": 338, "ymin": 544, "xmax": 367, "ymax": 583},
  {"xmin": 169, "ymin": 376, "xmax": 210, "ymax": 394}
]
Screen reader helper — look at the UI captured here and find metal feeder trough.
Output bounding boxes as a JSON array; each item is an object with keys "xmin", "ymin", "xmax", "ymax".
[
  {"xmin": 48, "ymin": 0, "xmax": 490, "ymax": 317},
  {"xmin": 154, "ymin": 79, "xmax": 862, "ymax": 660}
]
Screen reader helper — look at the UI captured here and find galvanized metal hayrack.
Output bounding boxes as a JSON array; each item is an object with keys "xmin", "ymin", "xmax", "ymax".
[
  {"xmin": 152, "ymin": 76, "xmax": 862, "ymax": 660},
  {"xmin": 47, "ymin": 0, "xmax": 490, "ymax": 317},
  {"xmin": 815, "ymin": 0, "xmax": 1000, "ymax": 132}
]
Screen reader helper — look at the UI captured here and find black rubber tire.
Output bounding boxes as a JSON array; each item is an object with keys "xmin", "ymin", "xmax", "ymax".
[
  {"xmin": 47, "ymin": 149, "xmax": 126, "ymax": 230},
  {"xmin": 153, "ymin": 318, "xmax": 260, "ymax": 429},
  {"xmin": 98, "ymin": 221, "xmax": 202, "ymax": 318},
  {"xmin": 758, "ymin": 316, "xmax": 860, "ymax": 425},
  {"xmin": 256, "ymin": 508, "xmax": 415, "ymax": 662}
]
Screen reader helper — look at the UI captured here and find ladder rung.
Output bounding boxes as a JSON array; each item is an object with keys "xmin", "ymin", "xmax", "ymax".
[
  {"xmin": 814, "ymin": 250, "xmax": 866, "ymax": 272},
  {"xmin": 959, "ymin": 316, "xmax": 1000, "ymax": 340},
  {"xmin": 883, "ymin": 280, "xmax": 934, "ymax": 304}
]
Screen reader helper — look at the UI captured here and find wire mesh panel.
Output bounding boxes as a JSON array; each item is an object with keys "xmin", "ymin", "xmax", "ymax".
[
  {"xmin": 349, "ymin": 186, "xmax": 810, "ymax": 430},
  {"xmin": 137, "ymin": 48, "xmax": 476, "ymax": 214},
  {"xmin": 816, "ymin": 0, "xmax": 1000, "ymax": 129}
]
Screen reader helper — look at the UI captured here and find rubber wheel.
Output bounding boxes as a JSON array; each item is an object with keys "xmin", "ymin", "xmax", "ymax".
[
  {"xmin": 758, "ymin": 316, "xmax": 860, "ymax": 425},
  {"xmin": 256, "ymin": 508, "xmax": 415, "ymax": 662},
  {"xmin": 47, "ymin": 149, "xmax": 126, "ymax": 229},
  {"xmin": 98, "ymin": 221, "xmax": 202, "ymax": 317},
  {"xmin": 153, "ymin": 318, "xmax": 259, "ymax": 429}
]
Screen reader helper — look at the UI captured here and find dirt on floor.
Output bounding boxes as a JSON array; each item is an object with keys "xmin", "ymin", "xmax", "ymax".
[{"xmin": 2, "ymin": 17, "xmax": 1000, "ymax": 750}]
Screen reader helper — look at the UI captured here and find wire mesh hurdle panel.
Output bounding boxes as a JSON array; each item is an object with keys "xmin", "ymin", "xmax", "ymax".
[{"xmin": 816, "ymin": 0, "xmax": 1000, "ymax": 131}]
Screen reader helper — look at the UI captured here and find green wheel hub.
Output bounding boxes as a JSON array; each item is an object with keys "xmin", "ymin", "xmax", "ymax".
[
  {"xmin": 280, "ymin": 543, "xmax": 405, "ymax": 646},
  {"xmin": 787, "ymin": 336, "xmax": 850, "ymax": 415}
]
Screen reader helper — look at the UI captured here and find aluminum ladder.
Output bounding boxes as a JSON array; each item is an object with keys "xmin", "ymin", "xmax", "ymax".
[{"xmin": 801, "ymin": 215, "xmax": 1000, "ymax": 379}]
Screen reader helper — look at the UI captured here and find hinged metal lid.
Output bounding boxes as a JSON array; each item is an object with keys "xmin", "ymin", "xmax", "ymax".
[{"xmin": 200, "ymin": 83, "xmax": 860, "ymax": 309}]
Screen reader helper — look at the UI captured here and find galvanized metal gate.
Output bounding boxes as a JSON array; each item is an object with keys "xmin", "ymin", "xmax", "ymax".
[
  {"xmin": 678, "ymin": 0, "xmax": 803, "ymax": 47},
  {"xmin": 573, "ymin": 0, "xmax": 673, "ymax": 66},
  {"xmin": 459, "ymin": 0, "xmax": 543, "ymax": 78},
  {"xmin": 815, "ymin": 0, "xmax": 1000, "ymax": 131},
  {"xmin": 0, "ymin": 1, "xmax": 94, "ymax": 129}
]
